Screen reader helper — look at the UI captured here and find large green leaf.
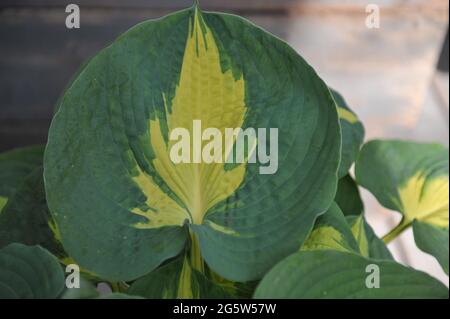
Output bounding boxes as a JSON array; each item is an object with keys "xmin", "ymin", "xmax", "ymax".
[
  {"xmin": 128, "ymin": 255, "xmax": 231, "ymax": 299},
  {"xmin": 254, "ymin": 250, "xmax": 448, "ymax": 298},
  {"xmin": 0, "ymin": 167, "xmax": 64, "ymax": 258},
  {"xmin": 0, "ymin": 146, "xmax": 44, "ymax": 212},
  {"xmin": 413, "ymin": 220, "xmax": 448, "ymax": 275},
  {"xmin": 302, "ymin": 202, "xmax": 359, "ymax": 253},
  {"xmin": 330, "ymin": 89, "xmax": 365, "ymax": 178},
  {"xmin": 335, "ymin": 174, "xmax": 364, "ymax": 216},
  {"xmin": 0, "ymin": 243, "xmax": 65, "ymax": 299},
  {"xmin": 53, "ymin": 58, "xmax": 91, "ymax": 115},
  {"xmin": 355, "ymin": 140, "xmax": 448, "ymax": 243},
  {"xmin": 44, "ymin": 5, "xmax": 340, "ymax": 281}
]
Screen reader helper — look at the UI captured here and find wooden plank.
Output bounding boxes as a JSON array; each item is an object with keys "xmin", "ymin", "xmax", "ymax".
[
  {"xmin": 0, "ymin": 0, "xmax": 447, "ymax": 13},
  {"xmin": 0, "ymin": 1, "xmax": 448, "ymax": 152},
  {"xmin": 2, "ymin": 0, "xmax": 295, "ymax": 12},
  {"xmin": 0, "ymin": 120, "xmax": 51, "ymax": 152},
  {"xmin": 0, "ymin": 8, "xmax": 290, "ymax": 152}
]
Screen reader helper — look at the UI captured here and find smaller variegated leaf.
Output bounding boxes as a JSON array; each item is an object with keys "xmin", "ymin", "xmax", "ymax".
[
  {"xmin": 301, "ymin": 202, "xmax": 360, "ymax": 254},
  {"xmin": 330, "ymin": 89, "xmax": 365, "ymax": 178},
  {"xmin": 355, "ymin": 140, "xmax": 449, "ymax": 243},
  {"xmin": 128, "ymin": 255, "xmax": 231, "ymax": 299},
  {"xmin": 346, "ymin": 215, "xmax": 393, "ymax": 260},
  {"xmin": 0, "ymin": 167, "xmax": 65, "ymax": 258}
]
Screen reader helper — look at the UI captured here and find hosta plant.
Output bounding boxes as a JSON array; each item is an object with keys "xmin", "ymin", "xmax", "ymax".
[{"xmin": 0, "ymin": 4, "xmax": 448, "ymax": 299}]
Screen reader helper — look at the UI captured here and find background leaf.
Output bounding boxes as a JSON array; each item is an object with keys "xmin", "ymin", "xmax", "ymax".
[
  {"xmin": 254, "ymin": 250, "xmax": 448, "ymax": 298},
  {"xmin": 335, "ymin": 174, "xmax": 364, "ymax": 216},
  {"xmin": 330, "ymin": 89, "xmax": 365, "ymax": 178},
  {"xmin": 347, "ymin": 215, "xmax": 369, "ymax": 257},
  {"xmin": 413, "ymin": 220, "xmax": 448, "ymax": 275},
  {"xmin": 0, "ymin": 167, "xmax": 64, "ymax": 257},
  {"xmin": 0, "ymin": 145, "xmax": 44, "ymax": 212},
  {"xmin": 128, "ymin": 255, "xmax": 231, "ymax": 299},
  {"xmin": 0, "ymin": 243, "xmax": 64, "ymax": 299}
]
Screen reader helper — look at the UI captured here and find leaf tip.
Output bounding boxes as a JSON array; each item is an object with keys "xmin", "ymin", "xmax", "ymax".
[{"xmin": 192, "ymin": 0, "xmax": 200, "ymax": 10}]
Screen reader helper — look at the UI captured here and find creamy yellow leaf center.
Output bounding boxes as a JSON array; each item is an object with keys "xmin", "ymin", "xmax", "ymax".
[
  {"xmin": 131, "ymin": 9, "xmax": 247, "ymax": 228},
  {"xmin": 397, "ymin": 173, "xmax": 449, "ymax": 227}
]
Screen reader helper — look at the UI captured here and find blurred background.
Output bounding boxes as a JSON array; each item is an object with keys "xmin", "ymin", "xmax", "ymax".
[{"xmin": 0, "ymin": 1, "xmax": 448, "ymax": 284}]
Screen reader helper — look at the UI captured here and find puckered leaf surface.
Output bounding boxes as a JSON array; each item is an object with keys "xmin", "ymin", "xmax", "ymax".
[
  {"xmin": 44, "ymin": 6, "xmax": 340, "ymax": 281},
  {"xmin": 0, "ymin": 243, "xmax": 64, "ymax": 299}
]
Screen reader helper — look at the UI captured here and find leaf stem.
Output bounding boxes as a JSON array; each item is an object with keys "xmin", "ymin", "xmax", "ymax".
[
  {"xmin": 382, "ymin": 219, "xmax": 410, "ymax": 244},
  {"xmin": 189, "ymin": 231, "xmax": 204, "ymax": 273}
]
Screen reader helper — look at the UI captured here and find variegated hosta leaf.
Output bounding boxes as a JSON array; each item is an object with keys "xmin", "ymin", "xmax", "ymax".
[
  {"xmin": 0, "ymin": 243, "xmax": 65, "ymax": 299},
  {"xmin": 302, "ymin": 202, "xmax": 359, "ymax": 254},
  {"xmin": 346, "ymin": 215, "xmax": 393, "ymax": 260},
  {"xmin": 330, "ymin": 89, "xmax": 365, "ymax": 178},
  {"xmin": 348, "ymin": 215, "xmax": 369, "ymax": 257},
  {"xmin": 128, "ymin": 254, "xmax": 231, "ymax": 299},
  {"xmin": 44, "ymin": 5, "xmax": 340, "ymax": 281},
  {"xmin": 0, "ymin": 167, "xmax": 65, "ymax": 258},
  {"xmin": 0, "ymin": 146, "xmax": 44, "ymax": 212},
  {"xmin": 254, "ymin": 250, "xmax": 449, "ymax": 299},
  {"xmin": 355, "ymin": 140, "xmax": 449, "ymax": 243},
  {"xmin": 413, "ymin": 220, "xmax": 448, "ymax": 275},
  {"xmin": 335, "ymin": 174, "xmax": 364, "ymax": 216}
]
